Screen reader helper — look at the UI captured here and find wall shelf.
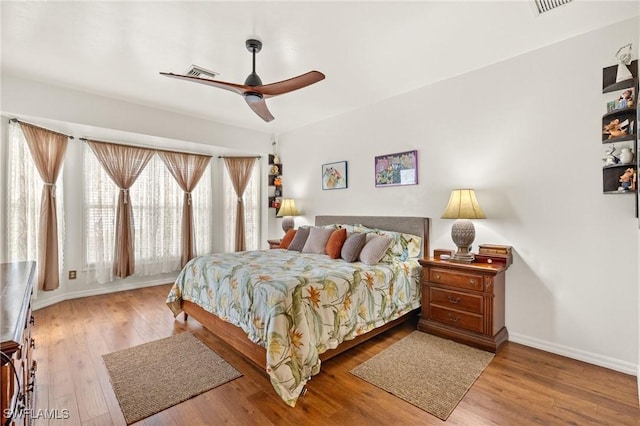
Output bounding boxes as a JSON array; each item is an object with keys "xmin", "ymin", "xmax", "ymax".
[{"xmin": 600, "ymin": 60, "xmax": 638, "ymax": 207}]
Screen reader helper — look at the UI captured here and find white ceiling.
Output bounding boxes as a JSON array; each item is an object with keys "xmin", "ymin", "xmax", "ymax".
[{"xmin": 1, "ymin": 1, "xmax": 638, "ymax": 135}]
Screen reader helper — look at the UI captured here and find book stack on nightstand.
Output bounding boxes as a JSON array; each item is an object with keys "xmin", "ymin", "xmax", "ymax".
[{"xmin": 474, "ymin": 244, "xmax": 513, "ymax": 267}]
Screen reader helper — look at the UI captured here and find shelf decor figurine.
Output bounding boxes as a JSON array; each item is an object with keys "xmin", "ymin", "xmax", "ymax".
[
  {"xmin": 603, "ymin": 118, "xmax": 629, "ymax": 139},
  {"xmin": 615, "ymin": 43, "xmax": 634, "ymax": 83},
  {"xmin": 619, "ymin": 147, "xmax": 634, "ymax": 164},
  {"xmin": 618, "ymin": 168, "xmax": 635, "ymax": 191},
  {"xmin": 602, "ymin": 145, "xmax": 619, "ymax": 165}
]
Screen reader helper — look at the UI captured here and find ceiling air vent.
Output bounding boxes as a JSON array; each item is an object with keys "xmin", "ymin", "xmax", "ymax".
[
  {"xmin": 533, "ymin": 0, "xmax": 573, "ymax": 14},
  {"xmin": 184, "ymin": 65, "xmax": 219, "ymax": 80}
]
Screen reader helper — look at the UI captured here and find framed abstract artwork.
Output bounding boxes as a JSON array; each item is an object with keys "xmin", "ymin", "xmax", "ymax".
[
  {"xmin": 322, "ymin": 161, "xmax": 348, "ymax": 190},
  {"xmin": 374, "ymin": 150, "xmax": 418, "ymax": 187}
]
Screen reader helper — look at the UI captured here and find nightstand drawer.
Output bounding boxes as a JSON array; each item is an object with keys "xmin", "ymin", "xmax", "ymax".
[
  {"xmin": 430, "ymin": 305, "xmax": 484, "ymax": 333},
  {"xmin": 430, "ymin": 287, "xmax": 483, "ymax": 314},
  {"xmin": 428, "ymin": 268, "xmax": 483, "ymax": 291}
]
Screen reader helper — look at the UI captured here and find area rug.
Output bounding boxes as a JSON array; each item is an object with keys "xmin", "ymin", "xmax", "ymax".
[
  {"xmin": 102, "ymin": 332, "xmax": 242, "ymax": 424},
  {"xmin": 350, "ymin": 331, "xmax": 494, "ymax": 420}
]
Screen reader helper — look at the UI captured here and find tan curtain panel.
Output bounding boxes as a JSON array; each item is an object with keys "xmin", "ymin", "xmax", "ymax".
[
  {"xmin": 87, "ymin": 140, "xmax": 154, "ymax": 278},
  {"xmin": 19, "ymin": 122, "xmax": 69, "ymax": 291},
  {"xmin": 158, "ymin": 151, "xmax": 211, "ymax": 267},
  {"xmin": 223, "ymin": 157, "xmax": 257, "ymax": 252}
]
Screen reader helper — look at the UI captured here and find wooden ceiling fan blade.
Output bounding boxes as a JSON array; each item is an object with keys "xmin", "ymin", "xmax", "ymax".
[
  {"xmin": 160, "ymin": 72, "xmax": 248, "ymax": 95},
  {"xmin": 245, "ymin": 97, "xmax": 275, "ymax": 122},
  {"xmin": 258, "ymin": 71, "xmax": 325, "ymax": 98}
]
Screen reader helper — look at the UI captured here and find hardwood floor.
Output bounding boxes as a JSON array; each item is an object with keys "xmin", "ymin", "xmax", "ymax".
[{"xmin": 31, "ymin": 284, "xmax": 639, "ymax": 425}]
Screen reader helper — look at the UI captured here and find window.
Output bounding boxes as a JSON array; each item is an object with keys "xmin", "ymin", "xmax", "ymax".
[
  {"xmin": 222, "ymin": 161, "xmax": 259, "ymax": 251},
  {"xmin": 6, "ymin": 122, "xmax": 65, "ymax": 267},
  {"xmin": 84, "ymin": 145, "xmax": 211, "ymax": 282}
]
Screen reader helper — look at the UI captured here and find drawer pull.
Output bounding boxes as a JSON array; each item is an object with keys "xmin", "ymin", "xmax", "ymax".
[
  {"xmin": 447, "ymin": 313, "xmax": 460, "ymax": 323},
  {"xmin": 469, "ymin": 279, "xmax": 476, "ymax": 285},
  {"xmin": 435, "ymin": 274, "xmax": 441, "ymax": 280},
  {"xmin": 447, "ymin": 296, "xmax": 461, "ymax": 304},
  {"xmin": 30, "ymin": 338, "xmax": 35, "ymax": 349}
]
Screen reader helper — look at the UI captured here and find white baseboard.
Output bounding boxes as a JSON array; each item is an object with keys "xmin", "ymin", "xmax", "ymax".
[
  {"xmin": 32, "ymin": 276, "xmax": 176, "ymax": 311},
  {"xmin": 509, "ymin": 331, "xmax": 638, "ymax": 377}
]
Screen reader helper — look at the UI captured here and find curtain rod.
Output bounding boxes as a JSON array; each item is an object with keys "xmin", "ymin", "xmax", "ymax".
[
  {"xmin": 79, "ymin": 137, "xmax": 214, "ymax": 158},
  {"xmin": 9, "ymin": 117, "xmax": 75, "ymax": 139},
  {"xmin": 218, "ymin": 155, "xmax": 262, "ymax": 159}
]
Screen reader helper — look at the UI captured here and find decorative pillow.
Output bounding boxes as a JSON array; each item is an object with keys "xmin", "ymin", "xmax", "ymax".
[
  {"xmin": 325, "ymin": 228, "xmax": 347, "ymax": 259},
  {"xmin": 287, "ymin": 227, "xmax": 310, "ymax": 251},
  {"xmin": 337, "ymin": 224, "xmax": 357, "ymax": 234},
  {"xmin": 302, "ymin": 227, "xmax": 335, "ymax": 254},
  {"xmin": 279, "ymin": 229, "xmax": 296, "ymax": 249},
  {"xmin": 358, "ymin": 235, "xmax": 394, "ymax": 265},
  {"xmin": 340, "ymin": 232, "xmax": 367, "ymax": 262},
  {"xmin": 353, "ymin": 225, "xmax": 422, "ymax": 261}
]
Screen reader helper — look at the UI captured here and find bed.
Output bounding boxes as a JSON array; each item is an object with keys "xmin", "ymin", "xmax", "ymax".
[{"xmin": 166, "ymin": 215, "xmax": 429, "ymax": 406}]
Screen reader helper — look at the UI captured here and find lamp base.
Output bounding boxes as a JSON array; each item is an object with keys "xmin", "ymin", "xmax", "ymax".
[
  {"xmin": 282, "ymin": 216, "xmax": 295, "ymax": 233},
  {"xmin": 450, "ymin": 218, "xmax": 476, "ymax": 263},
  {"xmin": 450, "ymin": 252, "xmax": 475, "ymax": 264}
]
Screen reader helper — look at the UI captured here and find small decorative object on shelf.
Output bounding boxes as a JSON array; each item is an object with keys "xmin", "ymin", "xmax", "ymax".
[
  {"xmin": 617, "ymin": 88, "xmax": 634, "ymax": 109},
  {"xmin": 618, "ymin": 168, "xmax": 636, "ymax": 191},
  {"xmin": 603, "ymin": 118, "xmax": 630, "ymax": 140},
  {"xmin": 602, "ymin": 145, "xmax": 620, "ymax": 165},
  {"xmin": 619, "ymin": 146, "xmax": 634, "ymax": 164}
]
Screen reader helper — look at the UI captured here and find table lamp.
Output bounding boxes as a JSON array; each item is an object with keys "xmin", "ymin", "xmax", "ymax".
[
  {"xmin": 441, "ymin": 189, "xmax": 486, "ymax": 263},
  {"xmin": 276, "ymin": 198, "xmax": 300, "ymax": 233}
]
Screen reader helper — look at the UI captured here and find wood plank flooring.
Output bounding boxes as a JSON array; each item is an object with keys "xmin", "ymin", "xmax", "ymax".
[{"xmin": 31, "ymin": 284, "xmax": 639, "ymax": 425}]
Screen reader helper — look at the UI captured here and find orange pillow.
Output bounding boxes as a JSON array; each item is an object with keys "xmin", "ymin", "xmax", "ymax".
[
  {"xmin": 279, "ymin": 229, "xmax": 297, "ymax": 249},
  {"xmin": 325, "ymin": 228, "xmax": 347, "ymax": 259}
]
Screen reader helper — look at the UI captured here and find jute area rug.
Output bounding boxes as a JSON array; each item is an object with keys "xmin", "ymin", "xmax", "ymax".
[
  {"xmin": 351, "ymin": 331, "xmax": 494, "ymax": 420},
  {"xmin": 102, "ymin": 332, "xmax": 242, "ymax": 424}
]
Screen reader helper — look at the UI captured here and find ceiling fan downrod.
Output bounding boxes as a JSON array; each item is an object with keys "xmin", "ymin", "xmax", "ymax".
[{"xmin": 244, "ymin": 39, "xmax": 263, "ymax": 87}]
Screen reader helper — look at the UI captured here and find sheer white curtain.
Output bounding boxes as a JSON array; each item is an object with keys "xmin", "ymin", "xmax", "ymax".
[
  {"xmin": 7, "ymin": 122, "xmax": 65, "ymax": 277},
  {"xmin": 223, "ymin": 161, "xmax": 259, "ymax": 252},
  {"xmin": 85, "ymin": 146, "xmax": 211, "ymax": 283}
]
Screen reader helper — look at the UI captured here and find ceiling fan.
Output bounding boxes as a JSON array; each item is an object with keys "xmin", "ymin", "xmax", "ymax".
[{"xmin": 160, "ymin": 39, "xmax": 325, "ymax": 122}]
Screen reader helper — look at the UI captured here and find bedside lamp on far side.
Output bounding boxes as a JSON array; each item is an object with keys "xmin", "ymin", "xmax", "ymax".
[
  {"xmin": 277, "ymin": 198, "xmax": 300, "ymax": 233},
  {"xmin": 441, "ymin": 189, "xmax": 486, "ymax": 263}
]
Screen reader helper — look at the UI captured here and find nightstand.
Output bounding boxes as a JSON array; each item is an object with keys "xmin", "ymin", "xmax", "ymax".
[
  {"xmin": 267, "ymin": 239, "xmax": 282, "ymax": 249},
  {"xmin": 417, "ymin": 258, "xmax": 509, "ymax": 353}
]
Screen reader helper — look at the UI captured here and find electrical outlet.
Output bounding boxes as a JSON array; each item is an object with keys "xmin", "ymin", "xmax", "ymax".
[{"xmin": 68, "ymin": 270, "xmax": 77, "ymax": 280}]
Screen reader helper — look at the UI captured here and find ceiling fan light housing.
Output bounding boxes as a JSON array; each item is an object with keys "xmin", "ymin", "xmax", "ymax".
[{"xmin": 244, "ymin": 92, "xmax": 263, "ymax": 103}]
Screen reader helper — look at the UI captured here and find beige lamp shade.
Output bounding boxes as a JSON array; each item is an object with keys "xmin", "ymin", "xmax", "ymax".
[
  {"xmin": 441, "ymin": 189, "xmax": 485, "ymax": 263},
  {"xmin": 441, "ymin": 189, "xmax": 486, "ymax": 220},
  {"xmin": 277, "ymin": 198, "xmax": 300, "ymax": 233},
  {"xmin": 276, "ymin": 198, "xmax": 300, "ymax": 217}
]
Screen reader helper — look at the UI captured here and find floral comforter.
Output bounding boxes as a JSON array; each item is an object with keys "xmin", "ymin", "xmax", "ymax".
[{"xmin": 166, "ymin": 249, "xmax": 421, "ymax": 406}]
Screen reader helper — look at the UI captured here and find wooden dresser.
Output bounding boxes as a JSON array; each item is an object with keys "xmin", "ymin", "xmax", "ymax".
[
  {"xmin": 1, "ymin": 261, "xmax": 37, "ymax": 426},
  {"xmin": 418, "ymin": 258, "xmax": 509, "ymax": 353}
]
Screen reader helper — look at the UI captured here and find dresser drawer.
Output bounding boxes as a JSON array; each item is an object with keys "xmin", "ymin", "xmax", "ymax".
[
  {"xmin": 428, "ymin": 268, "xmax": 483, "ymax": 291},
  {"xmin": 429, "ymin": 287, "xmax": 483, "ymax": 314},
  {"xmin": 430, "ymin": 305, "xmax": 484, "ymax": 333}
]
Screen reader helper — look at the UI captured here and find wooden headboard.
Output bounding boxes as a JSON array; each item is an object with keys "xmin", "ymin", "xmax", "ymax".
[{"xmin": 315, "ymin": 215, "xmax": 430, "ymax": 258}]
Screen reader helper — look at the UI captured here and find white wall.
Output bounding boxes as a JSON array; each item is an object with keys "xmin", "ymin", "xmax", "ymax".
[
  {"xmin": 281, "ymin": 18, "xmax": 640, "ymax": 374},
  {"xmin": 0, "ymin": 77, "xmax": 274, "ymax": 309}
]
